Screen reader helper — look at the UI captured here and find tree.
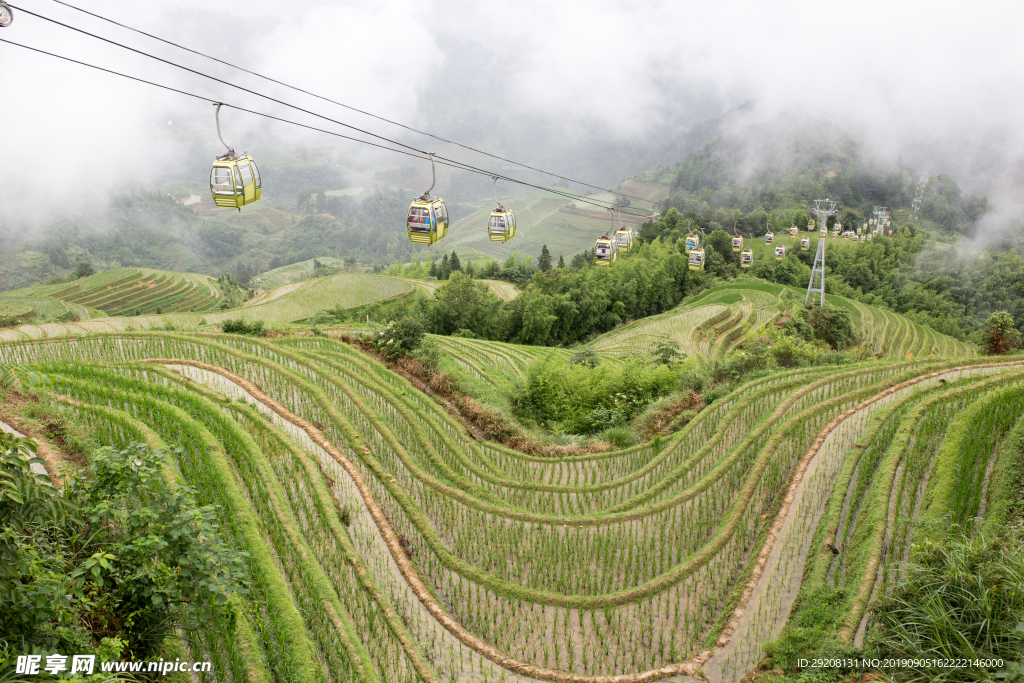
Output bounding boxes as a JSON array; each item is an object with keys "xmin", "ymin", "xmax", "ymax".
[
  {"xmin": 557, "ymin": 254, "xmax": 565, "ymax": 269},
  {"xmin": 569, "ymin": 250, "xmax": 592, "ymax": 269},
  {"xmin": 538, "ymin": 245, "xmax": 552, "ymax": 272},
  {"xmin": 844, "ymin": 263, "xmax": 877, "ymax": 292},
  {"xmin": 439, "ymin": 253, "xmax": 451, "ymax": 280},
  {"xmin": 73, "ymin": 261, "xmax": 95, "ymax": 279},
  {"xmin": 427, "ymin": 260, "xmax": 438, "ymax": 278},
  {"xmin": 983, "ymin": 311, "xmax": 1021, "ymax": 355},
  {"xmin": 449, "ymin": 250, "xmax": 462, "ymax": 273},
  {"xmin": 432, "ymin": 272, "xmax": 500, "ymax": 336},
  {"xmin": 807, "ymin": 305, "xmax": 855, "ymax": 350}
]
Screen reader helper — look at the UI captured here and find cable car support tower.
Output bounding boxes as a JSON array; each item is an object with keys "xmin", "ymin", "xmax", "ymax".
[
  {"xmin": 873, "ymin": 206, "xmax": 890, "ymax": 234},
  {"xmin": 805, "ymin": 199, "xmax": 838, "ymax": 307}
]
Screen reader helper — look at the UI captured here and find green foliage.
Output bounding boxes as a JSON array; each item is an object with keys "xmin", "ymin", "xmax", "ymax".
[
  {"xmin": 762, "ymin": 587, "xmax": 859, "ymax": 681},
  {"xmin": 431, "ymin": 272, "xmax": 502, "ymax": 337},
  {"xmin": 371, "ymin": 316, "xmax": 426, "ymax": 360},
  {"xmin": 523, "ymin": 355, "xmax": 682, "ymax": 434},
  {"xmin": 538, "ymin": 245, "xmax": 552, "ymax": 273},
  {"xmin": 807, "ymin": 305, "xmax": 856, "ymax": 350},
  {"xmin": 0, "ymin": 432, "xmax": 70, "ymax": 564},
  {"xmin": 650, "ymin": 338, "xmax": 684, "ymax": 366},
  {"xmin": 0, "ymin": 441, "xmax": 249, "ymax": 659},
  {"xmin": 983, "ymin": 311, "xmax": 1021, "ymax": 355},
  {"xmin": 0, "ymin": 363, "xmax": 49, "ymax": 399},
  {"xmin": 569, "ymin": 347, "xmax": 601, "ymax": 369},
  {"xmin": 870, "ymin": 534, "xmax": 1024, "ymax": 682},
  {"xmin": 221, "ymin": 318, "xmax": 267, "ymax": 336},
  {"xmin": 72, "ymin": 261, "xmax": 95, "ymax": 279}
]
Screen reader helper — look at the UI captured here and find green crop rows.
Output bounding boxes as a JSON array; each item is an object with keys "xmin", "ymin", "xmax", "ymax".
[{"xmin": 2, "ymin": 326, "xmax": 1016, "ymax": 682}]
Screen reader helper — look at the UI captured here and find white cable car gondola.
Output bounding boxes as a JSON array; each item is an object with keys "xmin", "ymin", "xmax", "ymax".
[
  {"xmin": 0, "ymin": 1, "xmax": 14, "ymax": 26},
  {"xmin": 775, "ymin": 243, "xmax": 786, "ymax": 260},
  {"xmin": 820, "ymin": 227, "xmax": 828, "ymax": 238}
]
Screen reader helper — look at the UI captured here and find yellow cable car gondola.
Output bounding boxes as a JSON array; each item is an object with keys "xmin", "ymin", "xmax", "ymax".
[
  {"xmin": 595, "ymin": 234, "xmax": 618, "ymax": 266},
  {"xmin": 775, "ymin": 243, "xmax": 786, "ymax": 260},
  {"xmin": 486, "ymin": 177, "xmax": 515, "ymax": 242},
  {"xmin": 732, "ymin": 234, "xmax": 743, "ymax": 252},
  {"xmin": 740, "ymin": 247, "xmax": 753, "ymax": 268},
  {"xmin": 615, "ymin": 226, "xmax": 634, "ymax": 252},
  {"xmin": 801, "ymin": 236, "xmax": 810, "ymax": 251},
  {"xmin": 684, "ymin": 233, "xmax": 699, "ymax": 253},
  {"xmin": 790, "ymin": 225, "xmax": 798, "ymax": 237},
  {"xmin": 688, "ymin": 247, "xmax": 705, "ymax": 271},
  {"xmin": 807, "ymin": 218, "xmax": 816, "ymax": 232},
  {"xmin": 407, "ymin": 153, "xmax": 449, "ymax": 246},
  {"xmin": 819, "ymin": 227, "xmax": 828, "ymax": 238},
  {"xmin": 613, "ymin": 207, "xmax": 634, "ymax": 252},
  {"xmin": 209, "ymin": 104, "xmax": 261, "ymax": 212},
  {"xmin": 764, "ymin": 231, "xmax": 774, "ymax": 244}
]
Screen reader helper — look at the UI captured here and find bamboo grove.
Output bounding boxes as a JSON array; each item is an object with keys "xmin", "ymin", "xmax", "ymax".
[{"xmin": 2, "ymin": 331, "xmax": 1022, "ymax": 683}]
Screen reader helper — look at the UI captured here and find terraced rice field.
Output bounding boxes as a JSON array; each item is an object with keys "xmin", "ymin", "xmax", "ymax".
[
  {"xmin": 443, "ymin": 190, "xmax": 649, "ymax": 261},
  {"xmin": 2, "ymin": 329, "xmax": 1016, "ymax": 683},
  {"xmin": 4, "ymin": 267, "xmax": 224, "ymax": 317},
  {"xmin": 199, "ymin": 274, "xmax": 413, "ymax": 325},
  {"xmin": 0, "ymin": 295, "xmax": 80, "ymax": 321},
  {"xmin": 256, "ymin": 257, "xmax": 347, "ymax": 289},
  {"xmin": 590, "ymin": 282, "xmax": 974, "ymax": 361},
  {"xmin": 615, "ymin": 179, "xmax": 671, "ymax": 206}
]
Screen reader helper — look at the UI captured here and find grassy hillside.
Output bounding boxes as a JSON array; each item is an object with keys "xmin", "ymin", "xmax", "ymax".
[{"xmin": 255, "ymin": 257, "xmax": 346, "ymax": 289}]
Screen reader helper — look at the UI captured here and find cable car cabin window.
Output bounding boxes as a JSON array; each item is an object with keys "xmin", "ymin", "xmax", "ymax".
[
  {"xmin": 595, "ymin": 245, "xmax": 611, "ymax": 259},
  {"xmin": 489, "ymin": 216, "xmax": 506, "ymax": 233},
  {"xmin": 434, "ymin": 202, "xmax": 447, "ymax": 226},
  {"xmin": 409, "ymin": 207, "xmax": 431, "ymax": 232},
  {"xmin": 211, "ymin": 167, "xmax": 235, "ymax": 195},
  {"xmin": 238, "ymin": 162, "xmax": 254, "ymax": 186},
  {"xmin": 250, "ymin": 161, "xmax": 261, "ymax": 189}
]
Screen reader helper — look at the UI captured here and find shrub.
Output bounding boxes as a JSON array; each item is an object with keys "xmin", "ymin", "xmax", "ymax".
[
  {"xmin": 869, "ymin": 533, "xmax": 1024, "ymax": 682},
  {"xmin": 413, "ymin": 337, "xmax": 442, "ymax": 371},
  {"xmin": 524, "ymin": 355, "xmax": 680, "ymax": 434},
  {"xmin": 808, "ymin": 305, "xmax": 855, "ymax": 350},
  {"xmin": 221, "ymin": 318, "xmax": 267, "ymax": 336},
  {"xmin": 371, "ymin": 316, "xmax": 425, "ymax": 360},
  {"xmin": 983, "ymin": 311, "xmax": 1021, "ymax": 355}
]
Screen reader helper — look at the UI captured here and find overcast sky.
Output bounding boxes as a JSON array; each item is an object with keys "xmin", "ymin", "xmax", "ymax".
[{"xmin": 2, "ymin": 0, "xmax": 1022, "ymax": 220}]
